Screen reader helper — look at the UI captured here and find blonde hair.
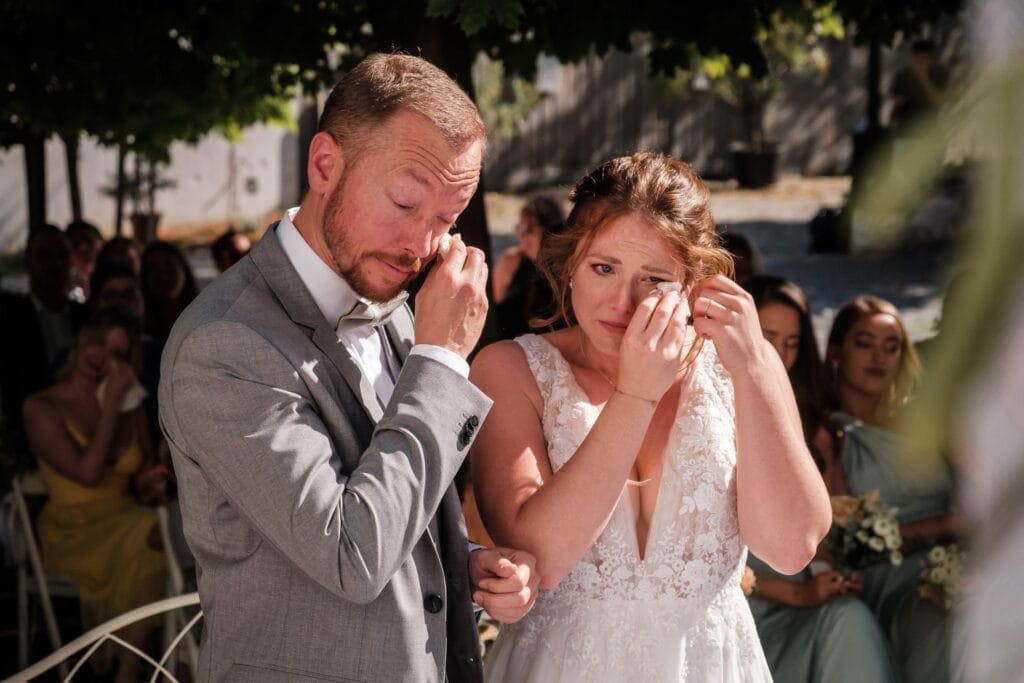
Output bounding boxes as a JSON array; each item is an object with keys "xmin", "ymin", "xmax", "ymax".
[
  {"xmin": 536, "ymin": 151, "xmax": 732, "ymax": 330},
  {"xmin": 827, "ymin": 295, "xmax": 922, "ymax": 422}
]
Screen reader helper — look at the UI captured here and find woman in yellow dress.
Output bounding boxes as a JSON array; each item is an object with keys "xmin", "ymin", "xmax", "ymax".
[{"xmin": 22, "ymin": 305, "xmax": 169, "ymax": 681}]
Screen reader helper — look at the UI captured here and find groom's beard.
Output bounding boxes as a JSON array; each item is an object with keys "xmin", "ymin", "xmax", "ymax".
[{"xmin": 322, "ymin": 179, "xmax": 419, "ymax": 303}]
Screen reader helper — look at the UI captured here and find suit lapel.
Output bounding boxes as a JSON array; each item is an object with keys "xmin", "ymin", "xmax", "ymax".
[{"xmin": 250, "ymin": 224, "xmax": 384, "ymax": 424}]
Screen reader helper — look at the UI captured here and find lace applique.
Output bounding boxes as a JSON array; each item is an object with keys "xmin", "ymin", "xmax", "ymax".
[{"xmin": 499, "ymin": 335, "xmax": 768, "ymax": 679}]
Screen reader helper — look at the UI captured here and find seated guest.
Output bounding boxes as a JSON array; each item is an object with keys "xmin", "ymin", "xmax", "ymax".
[
  {"xmin": 21, "ymin": 306, "xmax": 169, "ymax": 680},
  {"xmin": 720, "ymin": 231, "xmax": 763, "ymax": 286},
  {"xmin": 822, "ymin": 295, "xmax": 958, "ymax": 683},
  {"xmin": 210, "ymin": 227, "xmax": 252, "ymax": 273},
  {"xmin": 90, "ymin": 263, "xmax": 162, "ymax": 442},
  {"xmin": 742, "ymin": 277, "xmax": 895, "ymax": 683},
  {"xmin": 491, "ymin": 192, "xmax": 565, "ymax": 339},
  {"xmin": 96, "ymin": 236, "xmax": 142, "ymax": 276},
  {"xmin": 140, "ymin": 241, "xmax": 198, "ymax": 341},
  {"xmin": 65, "ymin": 220, "xmax": 104, "ymax": 302},
  {"xmin": 0, "ymin": 224, "xmax": 88, "ymax": 456}
]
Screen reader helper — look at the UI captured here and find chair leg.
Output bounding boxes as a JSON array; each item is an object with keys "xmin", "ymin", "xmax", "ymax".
[{"xmin": 17, "ymin": 564, "xmax": 28, "ymax": 668}]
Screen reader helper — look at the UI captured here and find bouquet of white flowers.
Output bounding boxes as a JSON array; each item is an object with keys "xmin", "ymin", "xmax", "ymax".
[
  {"xmin": 919, "ymin": 542, "xmax": 967, "ymax": 610},
  {"xmin": 827, "ymin": 491, "xmax": 904, "ymax": 573}
]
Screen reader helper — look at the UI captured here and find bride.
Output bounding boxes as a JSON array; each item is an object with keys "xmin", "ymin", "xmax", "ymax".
[{"xmin": 470, "ymin": 152, "xmax": 832, "ymax": 681}]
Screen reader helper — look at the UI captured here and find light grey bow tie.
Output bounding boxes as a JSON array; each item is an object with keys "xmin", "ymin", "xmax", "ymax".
[{"xmin": 335, "ymin": 292, "xmax": 408, "ymax": 334}]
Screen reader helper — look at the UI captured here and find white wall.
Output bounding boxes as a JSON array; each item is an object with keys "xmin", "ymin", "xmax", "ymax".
[{"xmin": 0, "ymin": 120, "xmax": 300, "ymax": 252}]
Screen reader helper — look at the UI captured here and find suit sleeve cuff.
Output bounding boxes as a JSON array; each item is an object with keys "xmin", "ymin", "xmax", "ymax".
[{"xmin": 408, "ymin": 345, "xmax": 469, "ymax": 378}]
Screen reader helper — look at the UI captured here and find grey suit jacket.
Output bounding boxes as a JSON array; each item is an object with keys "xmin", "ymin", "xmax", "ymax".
[{"xmin": 160, "ymin": 227, "xmax": 491, "ymax": 682}]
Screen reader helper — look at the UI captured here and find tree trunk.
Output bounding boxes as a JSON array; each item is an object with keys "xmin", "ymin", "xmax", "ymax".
[
  {"xmin": 24, "ymin": 133, "xmax": 46, "ymax": 231},
  {"xmin": 63, "ymin": 133, "xmax": 82, "ymax": 221},
  {"xmin": 115, "ymin": 145, "xmax": 126, "ymax": 236},
  {"xmin": 409, "ymin": 18, "xmax": 496, "ymax": 345},
  {"xmin": 867, "ymin": 37, "xmax": 882, "ymax": 134}
]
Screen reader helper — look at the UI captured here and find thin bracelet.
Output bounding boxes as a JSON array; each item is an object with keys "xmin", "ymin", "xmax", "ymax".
[{"xmin": 613, "ymin": 388, "xmax": 658, "ymax": 406}]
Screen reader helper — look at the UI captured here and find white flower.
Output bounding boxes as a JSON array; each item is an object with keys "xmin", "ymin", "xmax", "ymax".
[
  {"xmin": 884, "ymin": 532, "xmax": 901, "ymax": 550},
  {"xmin": 868, "ymin": 537, "xmax": 885, "ymax": 552},
  {"xmin": 891, "ymin": 551, "xmax": 903, "ymax": 566},
  {"xmin": 929, "ymin": 546, "xmax": 948, "ymax": 563},
  {"xmin": 856, "ymin": 530, "xmax": 870, "ymax": 543}
]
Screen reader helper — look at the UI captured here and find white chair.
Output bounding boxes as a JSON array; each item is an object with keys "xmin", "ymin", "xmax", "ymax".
[
  {"xmin": 11, "ymin": 472, "xmax": 76, "ymax": 678},
  {"xmin": 12, "ymin": 472, "xmax": 199, "ymax": 678},
  {"xmin": 155, "ymin": 504, "xmax": 199, "ymax": 673},
  {"xmin": 5, "ymin": 592, "xmax": 202, "ymax": 683}
]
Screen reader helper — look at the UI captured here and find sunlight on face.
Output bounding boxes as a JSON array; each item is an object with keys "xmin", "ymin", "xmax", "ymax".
[
  {"xmin": 833, "ymin": 312, "xmax": 904, "ymax": 400},
  {"xmin": 570, "ymin": 213, "xmax": 685, "ymax": 355},
  {"xmin": 320, "ymin": 110, "xmax": 482, "ymax": 302}
]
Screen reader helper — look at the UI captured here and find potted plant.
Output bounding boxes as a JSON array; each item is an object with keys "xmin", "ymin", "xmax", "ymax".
[
  {"xmin": 103, "ymin": 151, "xmax": 176, "ymax": 244},
  {"xmin": 692, "ymin": 7, "xmax": 844, "ymax": 187}
]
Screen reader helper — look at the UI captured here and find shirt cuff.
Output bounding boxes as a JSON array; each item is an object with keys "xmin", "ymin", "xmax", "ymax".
[{"xmin": 408, "ymin": 345, "xmax": 470, "ymax": 378}]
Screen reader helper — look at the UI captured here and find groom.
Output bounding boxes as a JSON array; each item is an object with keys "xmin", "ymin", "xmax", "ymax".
[{"xmin": 160, "ymin": 53, "xmax": 537, "ymax": 682}]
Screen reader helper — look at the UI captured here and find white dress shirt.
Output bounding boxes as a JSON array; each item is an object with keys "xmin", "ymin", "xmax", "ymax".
[{"xmin": 276, "ymin": 208, "xmax": 468, "ymax": 407}]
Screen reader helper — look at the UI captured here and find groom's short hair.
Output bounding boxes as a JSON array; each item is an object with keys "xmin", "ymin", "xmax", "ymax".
[{"xmin": 318, "ymin": 53, "xmax": 486, "ymax": 163}]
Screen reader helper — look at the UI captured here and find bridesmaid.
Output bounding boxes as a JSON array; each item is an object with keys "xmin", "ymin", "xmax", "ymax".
[
  {"xmin": 742, "ymin": 277, "xmax": 895, "ymax": 683},
  {"xmin": 823, "ymin": 295, "xmax": 957, "ymax": 683}
]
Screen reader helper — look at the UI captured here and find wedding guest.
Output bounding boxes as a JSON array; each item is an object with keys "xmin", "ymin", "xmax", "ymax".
[
  {"xmin": 140, "ymin": 240, "xmax": 198, "ymax": 341},
  {"xmin": 742, "ymin": 275, "xmax": 828, "ymax": 446},
  {"xmin": 96, "ymin": 236, "xmax": 143, "ymax": 276},
  {"xmin": 491, "ymin": 192, "xmax": 565, "ymax": 339},
  {"xmin": 21, "ymin": 306, "xmax": 169, "ymax": 681},
  {"xmin": 0, "ymin": 224, "xmax": 88, "ymax": 454},
  {"xmin": 889, "ymin": 40, "xmax": 948, "ymax": 134},
  {"xmin": 720, "ymin": 231, "xmax": 763, "ymax": 286},
  {"xmin": 210, "ymin": 227, "xmax": 252, "ymax": 274},
  {"xmin": 742, "ymin": 276, "xmax": 895, "ymax": 683},
  {"xmin": 90, "ymin": 262, "xmax": 144, "ymax": 318},
  {"xmin": 823, "ymin": 295, "xmax": 957, "ymax": 683},
  {"xmin": 90, "ymin": 263, "xmax": 163, "ymax": 442},
  {"xmin": 65, "ymin": 220, "xmax": 104, "ymax": 302},
  {"xmin": 472, "ymin": 151, "xmax": 831, "ymax": 680}
]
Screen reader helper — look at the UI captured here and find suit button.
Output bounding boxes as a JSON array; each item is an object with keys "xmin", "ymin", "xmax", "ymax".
[
  {"xmin": 424, "ymin": 593, "xmax": 444, "ymax": 614},
  {"xmin": 457, "ymin": 415, "xmax": 480, "ymax": 449}
]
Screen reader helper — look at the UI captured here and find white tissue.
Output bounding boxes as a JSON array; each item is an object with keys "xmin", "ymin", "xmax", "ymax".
[
  {"xmin": 96, "ymin": 377, "xmax": 148, "ymax": 413},
  {"xmin": 437, "ymin": 232, "xmax": 462, "ymax": 258},
  {"xmin": 654, "ymin": 281, "xmax": 683, "ymax": 295}
]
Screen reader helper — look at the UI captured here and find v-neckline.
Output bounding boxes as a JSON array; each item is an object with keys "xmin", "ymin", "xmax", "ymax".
[{"xmin": 531, "ymin": 334, "xmax": 695, "ymax": 563}]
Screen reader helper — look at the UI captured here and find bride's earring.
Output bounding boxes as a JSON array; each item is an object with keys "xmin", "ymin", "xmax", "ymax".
[{"xmin": 569, "ymin": 278, "xmax": 574, "ymax": 290}]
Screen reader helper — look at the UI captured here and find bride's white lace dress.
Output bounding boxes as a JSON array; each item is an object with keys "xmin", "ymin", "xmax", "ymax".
[{"xmin": 484, "ymin": 335, "xmax": 771, "ymax": 682}]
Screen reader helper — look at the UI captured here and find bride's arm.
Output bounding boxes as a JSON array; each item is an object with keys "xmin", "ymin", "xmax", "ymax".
[
  {"xmin": 469, "ymin": 340, "xmax": 657, "ymax": 590},
  {"xmin": 692, "ymin": 276, "xmax": 832, "ymax": 575}
]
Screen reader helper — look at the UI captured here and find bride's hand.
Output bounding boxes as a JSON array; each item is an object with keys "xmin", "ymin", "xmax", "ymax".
[
  {"xmin": 690, "ymin": 275, "xmax": 771, "ymax": 377},
  {"xmin": 616, "ymin": 289, "xmax": 692, "ymax": 403}
]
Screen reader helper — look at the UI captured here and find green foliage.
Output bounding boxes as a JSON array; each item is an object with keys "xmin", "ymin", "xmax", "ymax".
[
  {"xmin": 857, "ymin": 59, "xmax": 1024, "ymax": 459},
  {"xmin": 0, "ymin": 1, "xmax": 340, "ymax": 161},
  {"xmin": 472, "ymin": 53, "xmax": 541, "ymax": 138},
  {"xmin": 662, "ymin": 2, "xmax": 845, "ymax": 149},
  {"xmin": 428, "ymin": 0, "xmax": 524, "ymax": 35}
]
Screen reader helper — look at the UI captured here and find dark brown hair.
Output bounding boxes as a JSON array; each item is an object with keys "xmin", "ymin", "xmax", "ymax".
[{"xmin": 744, "ymin": 275, "xmax": 828, "ymax": 440}]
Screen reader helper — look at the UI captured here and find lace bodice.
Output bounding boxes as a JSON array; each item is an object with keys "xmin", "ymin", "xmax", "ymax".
[{"xmin": 484, "ymin": 334, "xmax": 769, "ymax": 681}]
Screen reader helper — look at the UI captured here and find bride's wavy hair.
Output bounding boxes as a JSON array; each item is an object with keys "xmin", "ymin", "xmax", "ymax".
[{"xmin": 535, "ymin": 152, "xmax": 733, "ymax": 344}]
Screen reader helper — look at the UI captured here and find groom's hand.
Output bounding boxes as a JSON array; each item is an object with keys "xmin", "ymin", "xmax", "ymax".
[
  {"xmin": 414, "ymin": 237, "xmax": 488, "ymax": 359},
  {"xmin": 469, "ymin": 547, "xmax": 539, "ymax": 624}
]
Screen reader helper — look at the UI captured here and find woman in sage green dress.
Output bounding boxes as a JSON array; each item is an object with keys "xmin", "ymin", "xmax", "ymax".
[
  {"xmin": 742, "ymin": 277, "xmax": 895, "ymax": 683},
  {"xmin": 823, "ymin": 295, "xmax": 958, "ymax": 683}
]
